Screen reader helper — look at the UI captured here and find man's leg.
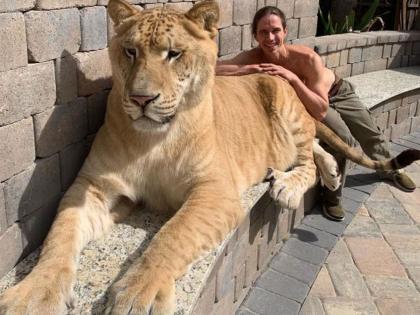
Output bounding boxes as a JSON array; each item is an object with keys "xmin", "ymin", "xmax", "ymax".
[
  {"xmin": 331, "ymin": 80, "xmax": 416, "ymax": 192},
  {"xmin": 321, "ymin": 106, "xmax": 356, "ymax": 221}
]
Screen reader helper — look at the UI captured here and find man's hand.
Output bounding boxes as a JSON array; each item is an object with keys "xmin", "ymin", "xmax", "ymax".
[{"xmin": 259, "ymin": 63, "xmax": 298, "ymax": 83}]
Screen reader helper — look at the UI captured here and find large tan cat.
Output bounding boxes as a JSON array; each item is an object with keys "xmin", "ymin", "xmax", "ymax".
[{"xmin": 1, "ymin": 1, "xmax": 419, "ymax": 314}]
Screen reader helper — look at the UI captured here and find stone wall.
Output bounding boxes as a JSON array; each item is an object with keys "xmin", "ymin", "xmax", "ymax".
[{"xmin": 0, "ymin": 0, "xmax": 318, "ymax": 279}]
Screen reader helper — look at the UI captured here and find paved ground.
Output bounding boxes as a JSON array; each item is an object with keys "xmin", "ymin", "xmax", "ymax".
[{"xmin": 238, "ymin": 132, "xmax": 420, "ymax": 315}]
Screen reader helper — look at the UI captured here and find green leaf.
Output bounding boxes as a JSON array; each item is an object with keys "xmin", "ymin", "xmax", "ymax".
[{"xmin": 356, "ymin": 0, "xmax": 379, "ymax": 31}]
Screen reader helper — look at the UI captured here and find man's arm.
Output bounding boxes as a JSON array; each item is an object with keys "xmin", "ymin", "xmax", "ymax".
[
  {"xmin": 260, "ymin": 55, "xmax": 330, "ymax": 121},
  {"xmin": 215, "ymin": 50, "xmax": 262, "ymax": 76}
]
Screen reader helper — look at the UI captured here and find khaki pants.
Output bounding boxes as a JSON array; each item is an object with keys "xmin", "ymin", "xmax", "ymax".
[{"xmin": 321, "ymin": 80, "xmax": 391, "ymax": 204}]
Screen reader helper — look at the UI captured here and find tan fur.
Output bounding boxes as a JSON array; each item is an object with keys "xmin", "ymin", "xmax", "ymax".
[{"xmin": 0, "ymin": 1, "xmax": 340, "ymax": 314}]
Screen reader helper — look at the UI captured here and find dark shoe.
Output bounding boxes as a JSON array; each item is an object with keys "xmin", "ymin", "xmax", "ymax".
[
  {"xmin": 322, "ymin": 201, "xmax": 345, "ymax": 221},
  {"xmin": 379, "ymin": 170, "xmax": 416, "ymax": 192}
]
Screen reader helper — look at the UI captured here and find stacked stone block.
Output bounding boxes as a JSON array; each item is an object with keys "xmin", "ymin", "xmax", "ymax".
[
  {"xmin": 315, "ymin": 31, "xmax": 420, "ymax": 78},
  {"xmin": 191, "ymin": 185, "xmax": 318, "ymax": 315}
]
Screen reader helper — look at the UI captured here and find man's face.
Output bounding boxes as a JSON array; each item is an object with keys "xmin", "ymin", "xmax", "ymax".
[{"xmin": 255, "ymin": 14, "xmax": 287, "ymax": 54}]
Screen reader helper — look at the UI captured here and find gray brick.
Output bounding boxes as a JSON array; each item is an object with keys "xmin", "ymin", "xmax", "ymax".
[
  {"xmin": 0, "ymin": 12, "xmax": 27, "ymax": 72},
  {"xmin": 235, "ymin": 309, "xmax": 256, "ymax": 315},
  {"xmin": 216, "ymin": 0, "xmax": 233, "ymax": 28},
  {"xmin": 391, "ymin": 43, "xmax": 404, "ymax": 57},
  {"xmin": 0, "ymin": 0, "xmax": 35, "ymax": 12},
  {"xmin": 80, "ymin": 6, "xmax": 107, "ymax": 52},
  {"xmin": 36, "ymin": 0, "xmax": 96, "ymax": 9},
  {"xmin": 298, "ymin": 16, "xmax": 317, "ymax": 38},
  {"xmin": 299, "ymin": 295, "xmax": 325, "ymax": 315},
  {"xmin": 414, "ymin": 42, "xmax": 420, "ymax": 54},
  {"xmin": 293, "ymin": 0, "xmax": 318, "ymax": 18},
  {"xmin": 60, "ymin": 141, "xmax": 87, "ymax": 192},
  {"xmin": 383, "ymin": 44, "xmax": 392, "ymax": 58},
  {"xmin": 241, "ymin": 24, "xmax": 252, "ymax": 50},
  {"xmin": 0, "ymin": 118, "xmax": 35, "ymax": 182},
  {"xmin": 265, "ymin": 0, "xmax": 276, "ymax": 6},
  {"xmin": 344, "ymin": 33, "xmax": 369, "ymax": 48},
  {"xmin": 74, "ymin": 49, "xmax": 112, "ymax": 96},
  {"xmin": 270, "ymin": 252, "xmax": 320, "ymax": 285},
  {"xmin": 0, "ymin": 224, "xmax": 23, "ymax": 279},
  {"xmin": 0, "ymin": 62, "xmax": 56, "ymax": 126},
  {"xmin": 351, "ymin": 62, "xmax": 364, "ymax": 76},
  {"xmin": 411, "ymin": 116, "xmax": 420, "ymax": 133},
  {"xmin": 326, "ymin": 51, "xmax": 340, "ymax": 68},
  {"xmin": 164, "ymin": 2, "xmax": 193, "ymax": 11},
  {"xmin": 292, "ymin": 224, "xmax": 338, "ymax": 251},
  {"xmin": 348, "ymin": 47, "xmax": 362, "ymax": 63},
  {"xmin": 334, "ymin": 64, "xmax": 351, "ymax": 78},
  {"xmin": 87, "ymin": 90, "xmax": 109, "ymax": 134},
  {"xmin": 342, "ymin": 187, "xmax": 370, "ymax": 203},
  {"xmin": 387, "ymin": 56, "xmax": 402, "ymax": 68},
  {"xmin": 34, "ymin": 98, "xmax": 88, "ymax": 157},
  {"xmin": 0, "ymin": 185, "xmax": 6, "ymax": 235},
  {"xmin": 21, "ymin": 196, "xmax": 60, "ymax": 257},
  {"xmin": 366, "ymin": 199, "xmax": 412, "ymax": 225},
  {"xmin": 341, "ymin": 196, "xmax": 361, "ymax": 214},
  {"xmin": 405, "ymin": 42, "xmax": 413, "ymax": 55},
  {"xmin": 409, "ymin": 55, "xmax": 420, "ymax": 66},
  {"xmin": 391, "ymin": 120, "xmax": 411, "ymax": 140},
  {"xmin": 282, "ymin": 238, "xmax": 328, "ymax": 265},
  {"xmin": 340, "ymin": 49, "xmax": 349, "ymax": 66},
  {"xmin": 302, "ymin": 208, "xmax": 347, "ymax": 236},
  {"xmin": 256, "ymin": 269, "xmax": 309, "ymax": 303},
  {"xmin": 243, "ymin": 287, "xmax": 300, "ymax": 315},
  {"xmin": 286, "ymin": 18, "xmax": 299, "ymax": 41},
  {"xmin": 55, "ymin": 54, "xmax": 78, "ymax": 104},
  {"xmin": 256, "ymin": 0, "xmax": 265, "ymax": 10},
  {"xmin": 291, "ymin": 36, "xmax": 315, "ymax": 49},
  {"xmin": 219, "ymin": 25, "xmax": 242, "ymax": 56},
  {"xmin": 277, "ymin": 0, "xmax": 294, "ymax": 18},
  {"xmin": 362, "ymin": 45, "xmax": 383, "ymax": 61},
  {"xmin": 396, "ymin": 105, "xmax": 411, "ymax": 124},
  {"xmin": 401, "ymin": 55, "xmax": 410, "ymax": 67},
  {"xmin": 25, "ymin": 9, "xmax": 81, "ymax": 62},
  {"xmin": 375, "ymin": 111, "xmax": 389, "ymax": 131},
  {"xmin": 215, "ymin": 252, "xmax": 233, "ymax": 302},
  {"xmin": 364, "ymin": 58, "xmax": 387, "ymax": 73},
  {"xmin": 4, "ymin": 155, "xmax": 61, "ymax": 225},
  {"xmin": 233, "ymin": 0, "xmax": 255, "ymax": 26}
]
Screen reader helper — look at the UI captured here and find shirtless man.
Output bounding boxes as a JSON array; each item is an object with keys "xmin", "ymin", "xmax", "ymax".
[{"xmin": 216, "ymin": 6, "xmax": 416, "ymax": 221}]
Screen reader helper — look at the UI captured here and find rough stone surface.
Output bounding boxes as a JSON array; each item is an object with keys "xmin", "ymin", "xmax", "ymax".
[
  {"xmin": 277, "ymin": 0, "xmax": 294, "ymax": 18},
  {"xmin": 80, "ymin": 6, "xmax": 107, "ymax": 52},
  {"xmin": 34, "ymin": 98, "xmax": 88, "ymax": 157},
  {"xmin": 4, "ymin": 155, "xmax": 61, "ymax": 225},
  {"xmin": 243, "ymin": 287, "xmax": 300, "ymax": 315},
  {"xmin": 25, "ymin": 9, "xmax": 81, "ymax": 62},
  {"xmin": 362, "ymin": 45, "xmax": 384, "ymax": 61},
  {"xmin": 348, "ymin": 47, "xmax": 362, "ymax": 63},
  {"xmin": 0, "ymin": 119, "xmax": 35, "ymax": 183},
  {"xmin": 310, "ymin": 266, "xmax": 336, "ymax": 299},
  {"xmin": 219, "ymin": 25, "xmax": 242, "ymax": 56},
  {"xmin": 74, "ymin": 49, "xmax": 113, "ymax": 96},
  {"xmin": 299, "ymin": 294, "xmax": 325, "ymax": 315},
  {"xmin": 215, "ymin": 0, "xmax": 233, "ymax": 28},
  {"xmin": 270, "ymin": 252, "xmax": 319, "ymax": 285},
  {"xmin": 364, "ymin": 58, "xmax": 388, "ymax": 73},
  {"xmin": 365, "ymin": 276, "xmax": 419, "ymax": 298},
  {"xmin": 0, "ymin": 62, "xmax": 56, "ymax": 126},
  {"xmin": 87, "ymin": 90, "xmax": 109, "ymax": 134},
  {"xmin": 241, "ymin": 24, "xmax": 252, "ymax": 50},
  {"xmin": 20, "ymin": 196, "xmax": 60, "ymax": 256},
  {"xmin": 0, "ymin": 0, "xmax": 35, "ymax": 12},
  {"xmin": 60, "ymin": 141, "xmax": 88, "ymax": 192},
  {"xmin": 298, "ymin": 16, "xmax": 317, "ymax": 38},
  {"xmin": 0, "ymin": 224, "xmax": 23, "ymax": 279},
  {"xmin": 0, "ymin": 186, "xmax": 6, "ymax": 235},
  {"xmin": 366, "ymin": 199, "xmax": 412, "ymax": 224},
  {"xmin": 327, "ymin": 262, "xmax": 370, "ymax": 299},
  {"xmin": 286, "ymin": 18, "xmax": 299, "ymax": 41},
  {"xmin": 55, "ymin": 54, "xmax": 78, "ymax": 104},
  {"xmin": 233, "ymin": 0, "xmax": 255, "ymax": 26},
  {"xmin": 0, "ymin": 13, "xmax": 27, "ymax": 72},
  {"xmin": 323, "ymin": 297, "xmax": 379, "ymax": 315},
  {"xmin": 36, "ymin": 0, "xmax": 96, "ymax": 9},
  {"xmin": 283, "ymin": 238, "xmax": 329, "ymax": 265},
  {"xmin": 346, "ymin": 237, "xmax": 407, "ymax": 277},
  {"xmin": 376, "ymin": 298, "xmax": 420, "ymax": 315},
  {"xmin": 293, "ymin": 0, "xmax": 318, "ymax": 18}
]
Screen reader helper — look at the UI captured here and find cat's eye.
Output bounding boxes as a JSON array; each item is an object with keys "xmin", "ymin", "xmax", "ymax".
[
  {"xmin": 167, "ymin": 50, "xmax": 182, "ymax": 61},
  {"xmin": 124, "ymin": 47, "xmax": 138, "ymax": 60}
]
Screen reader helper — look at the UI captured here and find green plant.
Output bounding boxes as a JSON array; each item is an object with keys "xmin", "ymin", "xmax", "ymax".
[{"xmin": 318, "ymin": 0, "xmax": 385, "ymax": 35}]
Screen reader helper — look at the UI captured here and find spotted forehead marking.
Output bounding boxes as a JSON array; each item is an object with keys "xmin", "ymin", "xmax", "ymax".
[{"xmin": 136, "ymin": 7, "xmax": 183, "ymax": 46}]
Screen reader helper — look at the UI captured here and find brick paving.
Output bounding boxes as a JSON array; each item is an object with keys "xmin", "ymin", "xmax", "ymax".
[{"xmin": 237, "ymin": 132, "xmax": 420, "ymax": 315}]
